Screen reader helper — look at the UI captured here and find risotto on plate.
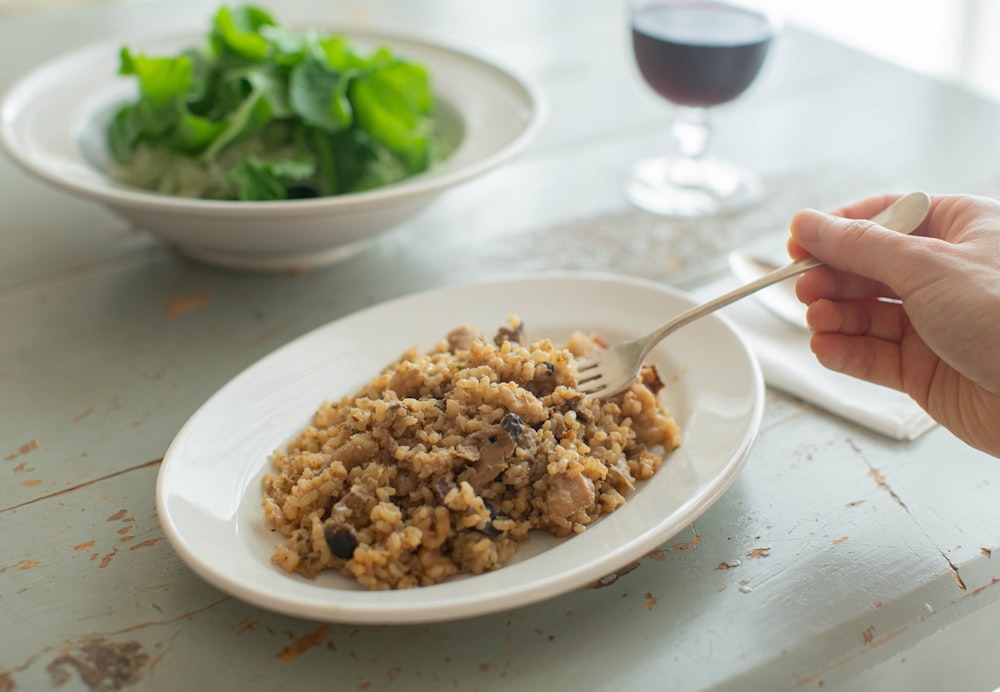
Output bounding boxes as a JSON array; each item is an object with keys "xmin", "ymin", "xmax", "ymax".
[{"xmin": 261, "ymin": 317, "xmax": 681, "ymax": 589}]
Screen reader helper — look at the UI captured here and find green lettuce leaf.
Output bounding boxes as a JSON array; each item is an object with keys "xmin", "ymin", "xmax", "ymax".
[
  {"xmin": 289, "ymin": 46, "xmax": 354, "ymax": 132},
  {"xmin": 118, "ymin": 47, "xmax": 192, "ymax": 136},
  {"xmin": 231, "ymin": 154, "xmax": 315, "ymax": 201},
  {"xmin": 350, "ymin": 60, "xmax": 433, "ymax": 172},
  {"xmin": 211, "ymin": 5, "xmax": 276, "ymax": 62},
  {"xmin": 107, "ymin": 3, "xmax": 442, "ymax": 201}
]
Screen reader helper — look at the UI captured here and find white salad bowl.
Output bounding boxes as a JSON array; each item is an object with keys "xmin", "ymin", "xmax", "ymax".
[{"xmin": 0, "ymin": 28, "xmax": 542, "ymax": 271}]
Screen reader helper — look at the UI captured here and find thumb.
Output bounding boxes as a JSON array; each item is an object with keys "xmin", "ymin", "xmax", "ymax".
[{"xmin": 790, "ymin": 208, "xmax": 932, "ymax": 297}]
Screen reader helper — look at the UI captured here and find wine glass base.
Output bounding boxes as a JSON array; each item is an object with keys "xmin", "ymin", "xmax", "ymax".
[{"xmin": 625, "ymin": 155, "xmax": 764, "ymax": 217}]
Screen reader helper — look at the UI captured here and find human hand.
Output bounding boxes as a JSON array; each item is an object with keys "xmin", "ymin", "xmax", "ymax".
[{"xmin": 787, "ymin": 193, "xmax": 1000, "ymax": 457}]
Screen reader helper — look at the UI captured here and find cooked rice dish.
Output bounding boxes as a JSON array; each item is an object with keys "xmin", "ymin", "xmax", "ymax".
[{"xmin": 262, "ymin": 317, "xmax": 681, "ymax": 590}]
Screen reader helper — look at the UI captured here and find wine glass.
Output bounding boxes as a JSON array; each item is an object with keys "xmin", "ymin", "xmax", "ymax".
[{"xmin": 626, "ymin": 0, "xmax": 779, "ymax": 217}]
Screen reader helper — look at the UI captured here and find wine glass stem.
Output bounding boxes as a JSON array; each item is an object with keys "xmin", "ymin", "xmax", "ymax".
[{"xmin": 671, "ymin": 106, "xmax": 711, "ymax": 160}]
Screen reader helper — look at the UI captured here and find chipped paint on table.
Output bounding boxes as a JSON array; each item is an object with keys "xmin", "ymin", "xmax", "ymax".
[{"xmin": 3, "ymin": 1, "xmax": 1000, "ymax": 690}]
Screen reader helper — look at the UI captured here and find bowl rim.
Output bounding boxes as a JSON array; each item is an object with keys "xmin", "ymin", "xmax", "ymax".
[{"xmin": 0, "ymin": 24, "xmax": 546, "ymax": 216}]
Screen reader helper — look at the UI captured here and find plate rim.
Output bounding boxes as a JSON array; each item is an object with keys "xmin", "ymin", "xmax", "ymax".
[{"xmin": 155, "ymin": 270, "xmax": 764, "ymax": 624}]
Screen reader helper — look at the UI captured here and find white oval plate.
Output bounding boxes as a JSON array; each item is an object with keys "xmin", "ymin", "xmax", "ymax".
[
  {"xmin": 0, "ymin": 27, "xmax": 541, "ymax": 270},
  {"xmin": 156, "ymin": 272, "xmax": 763, "ymax": 624}
]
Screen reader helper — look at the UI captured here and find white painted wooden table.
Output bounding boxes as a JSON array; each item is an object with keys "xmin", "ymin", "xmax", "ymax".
[{"xmin": 2, "ymin": 1, "xmax": 1000, "ymax": 690}]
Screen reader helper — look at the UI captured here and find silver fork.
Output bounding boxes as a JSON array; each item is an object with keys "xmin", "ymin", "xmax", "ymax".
[{"xmin": 576, "ymin": 191, "xmax": 932, "ymax": 398}]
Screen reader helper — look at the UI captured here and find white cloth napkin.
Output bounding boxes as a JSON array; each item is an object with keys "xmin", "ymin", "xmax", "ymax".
[{"xmin": 692, "ymin": 277, "xmax": 937, "ymax": 441}]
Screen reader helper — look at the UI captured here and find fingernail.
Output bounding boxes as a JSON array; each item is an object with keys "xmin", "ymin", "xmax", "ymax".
[{"xmin": 791, "ymin": 209, "xmax": 829, "ymax": 243}]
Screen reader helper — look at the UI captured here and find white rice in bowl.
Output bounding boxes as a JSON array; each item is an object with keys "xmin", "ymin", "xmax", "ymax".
[{"xmin": 261, "ymin": 317, "xmax": 681, "ymax": 590}]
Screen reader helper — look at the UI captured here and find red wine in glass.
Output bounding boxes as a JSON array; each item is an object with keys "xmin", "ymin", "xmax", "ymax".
[
  {"xmin": 633, "ymin": 2, "xmax": 773, "ymax": 107},
  {"xmin": 626, "ymin": 0, "xmax": 777, "ymax": 216}
]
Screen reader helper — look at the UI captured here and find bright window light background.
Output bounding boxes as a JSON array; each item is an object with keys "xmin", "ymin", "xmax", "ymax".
[
  {"xmin": 782, "ymin": 0, "xmax": 1000, "ymax": 102},
  {"xmin": 1, "ymin": 0, "xmax": 1000, "ymax": 102}
]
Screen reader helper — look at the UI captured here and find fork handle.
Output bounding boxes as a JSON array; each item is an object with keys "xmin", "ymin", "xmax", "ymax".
[
  {"xmin": 636, "ymin": 255, "xmax": 819, "ymax": 362},
  {"xmin": 634, "ymin": 190, "xmax": 932, "ymax": 365}
]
